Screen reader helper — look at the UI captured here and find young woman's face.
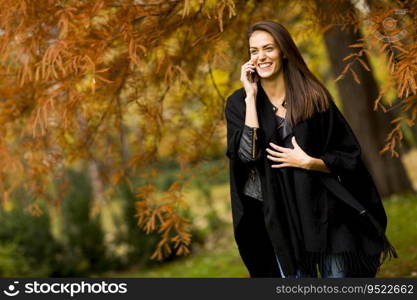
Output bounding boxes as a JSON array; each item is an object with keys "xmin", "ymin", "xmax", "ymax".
[{"xmin": 249, "ymin": 30, "xmax": 283, "ymax": 79}]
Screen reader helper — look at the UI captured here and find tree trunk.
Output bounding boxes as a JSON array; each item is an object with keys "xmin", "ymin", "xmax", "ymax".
[{"xmin": 315, "ymin": 0, "xmax": 413, "ymax": 197}]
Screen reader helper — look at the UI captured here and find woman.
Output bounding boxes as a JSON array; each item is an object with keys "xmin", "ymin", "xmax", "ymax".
[{"xmin": 225, "ymin": 21, "xmax": 397, "ymax": 278}]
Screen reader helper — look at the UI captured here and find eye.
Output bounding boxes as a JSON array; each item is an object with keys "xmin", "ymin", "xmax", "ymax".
[
  {"xmin": 266, "ymin": 47, "xmax": 273, "ymax": 51},
  {"xmin": 250, "ymin": 50, "xmax": 258, "ymax": 54}
]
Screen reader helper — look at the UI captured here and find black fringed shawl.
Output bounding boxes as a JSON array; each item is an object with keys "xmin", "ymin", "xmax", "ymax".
[{"xmin": 225, "ymin": 81, "xmax": 397, "ymax": 277}]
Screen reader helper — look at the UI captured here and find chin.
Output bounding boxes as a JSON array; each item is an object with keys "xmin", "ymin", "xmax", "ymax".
[{"xmin": 259, "ymin": 71, "xmax": 277, "ymax": 79}]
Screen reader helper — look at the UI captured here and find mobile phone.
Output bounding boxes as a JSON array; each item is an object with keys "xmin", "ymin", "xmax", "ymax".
[{"xmin": 247, "ymin": 68, "xmax": 259, "ymax": 83}]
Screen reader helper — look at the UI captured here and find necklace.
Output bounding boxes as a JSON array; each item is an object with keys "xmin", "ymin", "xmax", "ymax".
[{"xmin": 271, "ymin": 95, "xmax": 286, "ymax": 113}]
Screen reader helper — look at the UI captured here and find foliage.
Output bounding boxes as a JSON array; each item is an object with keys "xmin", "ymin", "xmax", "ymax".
[
  {"xmin": 110, "ymin": 177, "xmax": 166, "ymax": 268},
  {"xmin": 0, "ymin": 193, "xmax": 60, "ymax": 276},
  {"xmin": 55, "ymin": 168, "xmax": 110, "ymax": 276},
  {"xmin": 308, "ymin": 0, "xmax": 417, "ymax": 157},
  {"xmin": 0, "ymin": 0, "xmax": 416, "ymax": 262},
  {"xmin": 0, "ymin": 0, "xmax": 239, "ymax": 262}
]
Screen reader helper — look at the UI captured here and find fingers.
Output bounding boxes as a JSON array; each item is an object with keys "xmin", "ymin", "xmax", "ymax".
[
  {"xmin": 242, "ymin": 61, "xmax": 256, "ymax": 70},
  {"xmin": 241, "ymin": 62, "xmax": 256, "ymax": 81},
  {"xmin": 244, "ymin": 67, "xmax": 255, "ymax": 74},
  {"xmin": 266, "ymin": 142, "xmax": 291, "ymax": 167},
  {"xmin": 241, "ymin": 64, "xmax": 258, "ymax": 86},
  {"xmin": 291, "ymin": 136, "xmax": 299, "ymax": 148},
  {"xmin": 267, "ymin": 155, "xmax": 286, "ymax": 162},
  {"xmin": 269, "ymin": 142, "xmax": 289, "ymax": 153},
  {"xmin": 271, "ymin": 163, "xmax": 290, "ymax": 168},
  {"xmin": 242, "ymin": 64, "xmax": 255, "ymax": 73},
  {"xmin": 266, "ymin": 147, "xmax": 286, "ymax": 157}
]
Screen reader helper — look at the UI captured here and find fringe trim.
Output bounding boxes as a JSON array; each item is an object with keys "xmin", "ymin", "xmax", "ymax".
[{"xmin": 297, "ymin": 235, "xmax": 398, "ymax": 277}]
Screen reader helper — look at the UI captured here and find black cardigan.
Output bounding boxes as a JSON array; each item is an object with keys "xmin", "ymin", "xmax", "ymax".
[{"xmin": 225, "ymin": 81, "xmax": 397, "ymax": 277}]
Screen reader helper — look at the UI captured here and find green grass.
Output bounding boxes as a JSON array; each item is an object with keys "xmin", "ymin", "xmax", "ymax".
[
  {"xmin": 94, "ymin": 222, "xmax": 248, "ymax": 278},
  {"xmin": 377, "ymin": 192, "xmax": 417, "ymax": 278}
]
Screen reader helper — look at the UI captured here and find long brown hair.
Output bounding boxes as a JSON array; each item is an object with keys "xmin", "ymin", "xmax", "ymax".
[{"xmin": 247, "ymin": 21, "xmax": 330, "ymax": 127}]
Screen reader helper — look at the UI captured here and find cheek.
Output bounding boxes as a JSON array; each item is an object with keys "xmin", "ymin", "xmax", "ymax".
[
  {"xmin": 275, "ymin": 61, "xmax": 282, "ymax": 69},
  {"xmin": 273, "ymin": 57, "xmax": 282, "ymax": 68},
  {"xmin": 266, "ymin": 53, "xmax": 280, "ymax": 66}
]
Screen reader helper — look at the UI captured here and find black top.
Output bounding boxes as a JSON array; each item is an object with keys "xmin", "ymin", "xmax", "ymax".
[{"xmin": 275, "ymin": 114, "xmax": 285, "ymax": 131}]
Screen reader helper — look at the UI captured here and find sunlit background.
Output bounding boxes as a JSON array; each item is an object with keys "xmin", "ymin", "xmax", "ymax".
[{"xmin": 0, "ymin": 0, "xmax": 416, "ymax": 278}]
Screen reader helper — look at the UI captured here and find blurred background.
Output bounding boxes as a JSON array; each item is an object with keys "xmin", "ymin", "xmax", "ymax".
[{"xmin": 0, "ymin": 0, "xmax": 416, "ymax": 277}]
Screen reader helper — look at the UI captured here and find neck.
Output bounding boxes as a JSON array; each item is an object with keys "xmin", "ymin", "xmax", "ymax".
[{"xmin": 260, "ymin": 70, "xmax": 285, "ymax": 106}]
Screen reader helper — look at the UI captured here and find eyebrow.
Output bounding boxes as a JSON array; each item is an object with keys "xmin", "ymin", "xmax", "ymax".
[{"xmin": 249, "ymin": 43, "xmax": 275, "ymax": 50}]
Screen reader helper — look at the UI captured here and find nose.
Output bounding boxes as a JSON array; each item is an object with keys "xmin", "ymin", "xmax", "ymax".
[{"xmin": 258, "ymin": 50, "xmax": 267, "ymax": 61}]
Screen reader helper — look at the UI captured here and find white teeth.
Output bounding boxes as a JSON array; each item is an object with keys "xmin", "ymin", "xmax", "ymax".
[{"xmin": 259, "ymin": 63, "xmax": 272, "ymax": 68}]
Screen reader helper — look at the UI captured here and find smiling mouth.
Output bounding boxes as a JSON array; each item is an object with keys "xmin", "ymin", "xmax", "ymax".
[{"xmin": 258, "ymin": 62, "xmax": 273, "ymax": 70}]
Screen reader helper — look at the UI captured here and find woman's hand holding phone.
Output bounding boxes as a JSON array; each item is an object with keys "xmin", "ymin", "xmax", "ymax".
[{"xmin": 240, "ymin": 59, "xmax": 258, "ymax": 99}]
